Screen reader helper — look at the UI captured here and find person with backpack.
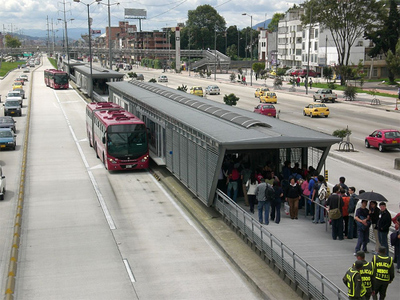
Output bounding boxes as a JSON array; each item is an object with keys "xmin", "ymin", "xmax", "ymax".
[
  {"xmin": 308, "ymin": 171, "xmax": 319, "ymax": 217},
  {"xmin": 312, "ymin": 175, "xmax": 327, "ymax": 224},
  {"xmin": 285, "ymin": 177, "xmax": 302, "ymax": 220}
]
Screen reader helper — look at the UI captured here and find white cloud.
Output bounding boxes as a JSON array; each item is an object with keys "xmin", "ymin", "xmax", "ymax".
[{"xmin": 0, "ymin": 0, "xmax": 303, "ymax": 35}]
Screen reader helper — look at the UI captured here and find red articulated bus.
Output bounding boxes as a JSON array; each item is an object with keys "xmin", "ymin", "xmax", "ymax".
[
  {"xmin": 86, "ymin": 102, "xmax": 149, "ymax": 170},
  {"xmin": 44, "ymin": 69, "xmax": 69, "ymax": 89}
]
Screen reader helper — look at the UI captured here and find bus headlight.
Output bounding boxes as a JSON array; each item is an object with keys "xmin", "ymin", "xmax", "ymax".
[{"xmin": 141, "ymin": 155, "xmax": 149, "ymax": 163}]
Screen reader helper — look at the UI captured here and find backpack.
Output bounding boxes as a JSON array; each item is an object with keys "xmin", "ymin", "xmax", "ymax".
[
  {"xmin": 230, "ymin": 168, "xmax": 240, "ymax": 181},
  {"xmin": 390, "ymin": 230, "xmax": 399, "ymax": 247},
  {"xmin": 318, "ymin": 183, "xmax": 328, "ymax": 200},
  {"xmin": 265, "ymin": 183, "xmax": 275, "ymax": 202}
]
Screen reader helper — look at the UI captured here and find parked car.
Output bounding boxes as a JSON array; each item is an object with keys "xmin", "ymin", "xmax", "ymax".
[
  {"xmin": 313, "ymin": 89, "xmax": 337, "ymax": 103},
  {"xmin": 303, "ymin": 103, "xmax": 330, "ymax": 118},
  {"xmin": 365, "ymin": 129, "xmax": 400, "ymax": 152},
  {"xmin": 254, "ymin": 87, "xmax": 270, "ymax": 98},
  {"xmin": 0, "ymin": 128, "xmax": 16, "ymax": 150},
  {"xmin": 253, "ymin": 104, "xmax": 276, "ymax": 118},
  {"xmin": 205, "ymin": 85, "xmax": 220, "ymax": 95},
  {"xmin": 7, "ymin": 91, "xmax": 23, "ymax": 106},
  {"xmin": 3, "ymin": 99, "xmax": 22, "ymax": 116},
  {"xmin": 14, "ymin": 79, "xmax": 24, "ymax": 86},
  {"xmin": 260, "ymin": 92, "xmax": 277, "ymax": 104},
  {"xmin": 0, "ymin": 116, "xmax": 17, "ymax": 132},
  {"xmin": 298, "ymin": 69, "xmax": 318, "ymax": 78},
  {"xmin": 157, "ymin": 75, "xmax": 168, "ymax": 82},
  {"xmin": 22, "ymin": 67, "xmax": 30, "ymax": 73},
  {"xmin": 285, "ymin": 68, "xmax": 296, "ymax": 76},
  {"xmin": 189, "ymin": 86, "xmax": 203, "ymax": 97},
  {"xmin": 290, "ymin": 69, "xmax": 302, "ymax": 76},
  {"xmin": 0, "ymin": 165, "xmax": 6, "ymax": 200}
]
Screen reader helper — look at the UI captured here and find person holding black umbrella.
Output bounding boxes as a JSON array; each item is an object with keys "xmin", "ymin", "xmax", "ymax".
[{"xmin": 377, "ymin": 202, "xmax": 392, "ymax": 256}]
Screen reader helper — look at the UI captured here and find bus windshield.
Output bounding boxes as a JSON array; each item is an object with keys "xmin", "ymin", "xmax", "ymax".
[
  {"xmin": 54, "ymin": 74, "xmax": 68, "ymax": 84},
  {"xmin": 107, "ymin": 124, "xmax": 147, "ymax": 158}
]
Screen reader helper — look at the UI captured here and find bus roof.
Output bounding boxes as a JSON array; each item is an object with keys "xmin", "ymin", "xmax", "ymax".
[
  {"xmin": 93, "ymin": 106, "xmax": 144, "ymax": 126},
  {"xmin": 87, "ymin": 102, "xmax": 122, "ymax": 112}
]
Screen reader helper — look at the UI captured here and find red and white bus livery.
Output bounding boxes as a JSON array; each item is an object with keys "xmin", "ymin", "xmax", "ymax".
[
  {"xmin": 86, "ymin": 102, "xmax": 149, "ymax": 170},
  {"xmin": 44, "ymin": 69, "xmax": 69, "ymax": 89}
]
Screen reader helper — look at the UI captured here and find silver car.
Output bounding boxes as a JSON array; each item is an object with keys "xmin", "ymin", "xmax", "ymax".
[{"xmin": 205, "ymin": 85, "xmax": 220, "ymax": 95}]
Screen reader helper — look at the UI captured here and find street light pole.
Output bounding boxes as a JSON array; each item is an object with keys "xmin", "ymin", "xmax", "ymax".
[
  {"xmin": 74, "ymin": 0, "xmax": 102, "ymax": 99},
  {"xmin": 306, "ymin": 6, "xmax": 312, "ymax": 95},
  {"xmin": 242, "ymin": 13, "xmax": 253, "ymax": 86},
  {"xmin": 98, "ymin": 0, "xmax": 119, "ymax": 70}
]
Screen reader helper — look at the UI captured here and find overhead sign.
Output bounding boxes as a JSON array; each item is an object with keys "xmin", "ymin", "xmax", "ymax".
[
  {"xmin": 125, "ymin": 8, "xmax": 147, "ymax": 19},
  {"xmin": 91, "ymin": 30, "xmax": 101, "ymax": 34}
]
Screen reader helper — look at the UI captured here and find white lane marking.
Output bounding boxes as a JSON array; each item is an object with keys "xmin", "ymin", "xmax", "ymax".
[
  {"xmin": 53, "ymin": 90, "xmax": 116, "ymax": 230},
  {"xmin": 123, "ymin": 259, "xmax": 136, "ymax": 283},
  {"xmin": 149, "ymin": 175, "xmax": 243, "ymax": 280}
]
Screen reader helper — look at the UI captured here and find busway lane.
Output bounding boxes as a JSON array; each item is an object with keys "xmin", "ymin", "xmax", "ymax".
[
  {"xmin": 13, "ymin": 59, "xmax": 266, "ymax": 299},
  {"xmin": 13, "ymin": 60, "xmax": 138, "ymax": 299}
]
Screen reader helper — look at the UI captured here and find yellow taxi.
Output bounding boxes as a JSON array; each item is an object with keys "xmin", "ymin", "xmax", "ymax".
[
  {"xmin": 303, "ymin": 103, "xmax": 330, "ymax": 118},
  {"xmin": 12, "ymin": 83, "xmax": 23, "ymax": 91},
  {"xmin": 189, "ymin": 86, "xmax": 203, "ymax": 97},
  {"xmin": 259, "ymin": 92, "xmax": 277, "ymax": 103},
  {"xmin": 254, "ymin": 87, "xmax": 270, "ymax": 98}
]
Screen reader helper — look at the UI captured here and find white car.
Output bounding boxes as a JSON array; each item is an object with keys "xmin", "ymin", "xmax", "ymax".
[
  {"xmin": 205, "ymin": 85, "xmax": 220, "ymax": 95},
  {"xmin": 158, "ymin": 75, "xmax": 168, "ymax": 82},
  {"xmin": 0, "ymin": 166, "xmax": 6, "ymax": 200}
]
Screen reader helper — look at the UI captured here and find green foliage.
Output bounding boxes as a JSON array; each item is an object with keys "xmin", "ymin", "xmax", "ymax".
[
  {"xmin": 186, "ymin": 4, "xmax": 226, "ymax": 50},
  {"xmin": 344, "ymin": 85, "xmax": 357, "ymax": 101},
  {"xmin": 226, "ymin": 44, "xmax": 237, "ymax": 59},
  {"xmin": 364, "ymin": 0, "xmax": 400, "ymax": 83},
  {"xmin": 0, "ymin": 61, "xmax": 24, "ymax": 77},
  {"xmin": 230, "ymin": 72, "xmax": 236, "ymax": 82},
  {"xmin": 323, "ymin": 67, "xmax": 333, "ymax": 82},
  {"xmin": 223, "ymin": 93, "xmax": 239, "ymax": 106},
  {"xmin": 206, "ymin": 70, "xmax": 212, "ymax": 78},
  {"xmin": 327, "ymin": 82, "xmax": 336, "ymax": 90},
  {"xmin": 4, "ymin": 34, "xmax": 21, "ymax": 48},
  {"xmin": 127, "ymin": 72, "xmax": 135, "ymax": 78},
  {"xmin": 177, "ymin": 84, "xmax": 188, "ymax": 92},
  {"xmin": 385, "ymin": 39, "xmax": 400, "ymax": 83},
  {"xmin": 149, "ymin": 78, "xmax": 157, "ymax": 83},
  {"xmin": 171, "ymin": 61, "xmax": 176, "ymax": 70},
  {"xmin": 276, "ymin": 68, "xmax": 286, "ymax": 76},
  {"xmin": 252, "ymin": 62, "xmax": 265, "ymax": 76},
  {"xmin": 48, "ymin": 57, "xmax": 58, "ymax": 69},
  {"xmin": 153, "ymin": 59, "xmax": 162, "ymax": 69},
  {"xmin": 302, "ymin": 0, "xmax": 382, "ymax": 85},
  {"xmin": 274, "ymin": 77, "xmax": 283, "ymax": 87},
  {"xmin": 333, "ymin": 128, "xmax": 352, "ymax": 139},
  {"xmin": 238, "ymin": 68, "xmax": 243, "ymax": 75},
  {"xmin": 268, "ymin": 13, "xmax": 285, "ymax": 32}
]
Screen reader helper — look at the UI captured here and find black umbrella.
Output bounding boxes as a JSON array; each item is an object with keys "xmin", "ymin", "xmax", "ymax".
[{"xmin": 358, "ymin": 191, "xmax": 388, "ymax": 202}]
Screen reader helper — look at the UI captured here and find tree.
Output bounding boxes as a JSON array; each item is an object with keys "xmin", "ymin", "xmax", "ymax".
[
  {"xmin": 252, "ymin": 62, "xmax": 265, "ymax": 79},
  {"xmin": 364, "ymin": 0, "xmax": 400, "ymax": 84},
  {"xmin": 223, "ymin": 93, "xmax": 239, "ymax": 106},
  {"xmin": 5, "ymin": 35, "xmax": 21, "ymax": 48},
  {"xmin": 386, "ymin": 38, "xmax": 400, "ymax": 78},
  {"xmin": 226, "ymin": 44, "xmax": 237, "ymax": 59},
  {"xmin": 187, "ymin": 5, "xmax": 226, "ymax": 50},
  {"xmin": 302, "ymin": 0, "xmax": 382, "ymax": 85},
  {"xmin": 268, "ymin": 13, "xmax": 285, "ymax": 32}
]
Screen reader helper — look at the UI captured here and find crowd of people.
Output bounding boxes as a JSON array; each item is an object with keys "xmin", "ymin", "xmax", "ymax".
[{"xmin": 221, "ymin": 156, "xmax": 400, "ymax": 279}]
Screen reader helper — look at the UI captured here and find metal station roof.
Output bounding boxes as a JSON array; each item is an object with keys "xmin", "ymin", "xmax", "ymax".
[
  {"xmin": 107, "ymin": 80, "xmax": 340, "ymax": 150},
  {"xmin": 74, "ymin": 65, "xmax": 124, "ymax": 79}
]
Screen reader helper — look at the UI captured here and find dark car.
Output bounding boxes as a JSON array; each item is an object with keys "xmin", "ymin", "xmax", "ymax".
[
  {"xmin": 0, "ymin": 128, "xmax": 16, "ymax": 150},
  {"xmin": 253, "ymin": 104, "xmax": 277, "ymax": 117},
  {"xmin": 0, "ymin": 116, "xmax": 16, "ymax": 132},
  {"xmin": 365, "ymin": 129, "xmax": 400, "ymax": 152}
]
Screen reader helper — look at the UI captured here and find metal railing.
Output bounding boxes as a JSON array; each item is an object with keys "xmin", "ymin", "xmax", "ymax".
[{"xmin": 214, "ymin": 190, "xmax": 349, "ymax": 300}]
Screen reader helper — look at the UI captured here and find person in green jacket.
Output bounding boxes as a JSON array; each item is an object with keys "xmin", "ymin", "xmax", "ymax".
[{"xmin": 343, "ymin": 260, "xmax": 367, "ymax": 300}]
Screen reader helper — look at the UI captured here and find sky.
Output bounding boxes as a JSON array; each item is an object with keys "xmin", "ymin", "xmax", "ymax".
[{"xmin": 0, "ymin": 0, "xmax": 303, "ymax": 37}]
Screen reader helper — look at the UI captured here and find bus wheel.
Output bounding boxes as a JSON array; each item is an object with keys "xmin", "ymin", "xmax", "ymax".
[
  {"xmin": 103, "ymin": 154, "xmax": 108, "ymax": 170},
  {"xmin": 94, "ymin": 143, "xmax": 99, "ymax": 158},
  {"xmin": 88, "ymin": 132, "xmax": 93, "ymax": 147}
]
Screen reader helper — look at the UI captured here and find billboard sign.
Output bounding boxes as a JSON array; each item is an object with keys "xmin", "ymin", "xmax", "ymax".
[{"xmin": 125, "ymin": 9, "xmax": 147, "ymax": 19}]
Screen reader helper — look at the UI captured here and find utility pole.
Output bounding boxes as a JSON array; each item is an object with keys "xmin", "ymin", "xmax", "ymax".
[{"xmin": 47, "ymin": 16, "xmax": 50, "ymax": 55}]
